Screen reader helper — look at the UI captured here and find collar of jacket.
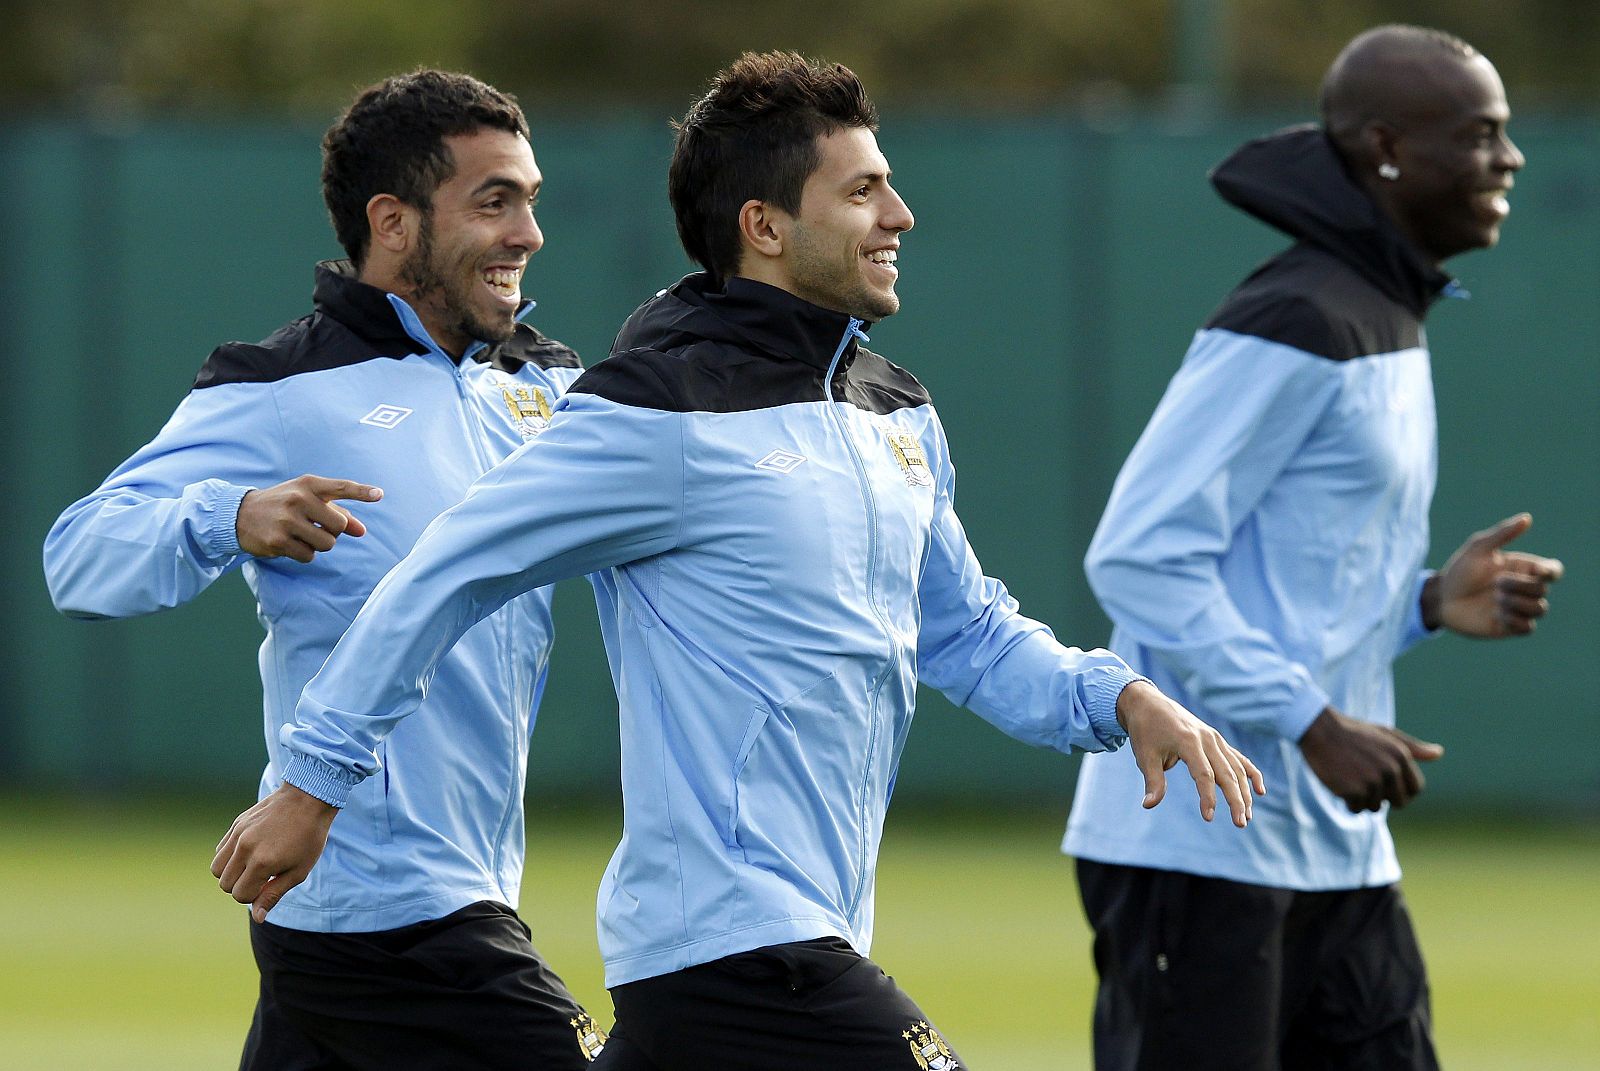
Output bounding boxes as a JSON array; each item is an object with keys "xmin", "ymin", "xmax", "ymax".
[
  {"xmin": 311, "ymin": 259, "xmax": 537, "ymax": 363},
  {"xmin": 661, "ymin": 272, "xmax": 872, "ymax": 372},
  {"xmin": 1209, "ymin": 125, "xmax": 1455, "ymax": 317}
]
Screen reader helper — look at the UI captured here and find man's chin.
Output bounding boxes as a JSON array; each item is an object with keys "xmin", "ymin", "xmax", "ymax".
[{"xmin": 465, "ymin": 315, "xmax": 518, "ymax": 346}]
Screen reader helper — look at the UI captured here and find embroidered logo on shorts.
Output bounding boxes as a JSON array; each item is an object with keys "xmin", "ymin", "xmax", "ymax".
[
  {"xmin": 886, "ymin": 432, "xmax": 933, "ymax": 487},
  {"xmin": 500, "ymin": 384, "xmax": 554, "ymax": 438},
  {"xmin": 904, "ymin": 1020, "xmax": 960, "ymax": 1069},
  {"xmin": 756, "ymin": 449, "xmax": 807, "ymax": 473},
  {"xmin": 359, "ymin": 404, "xmax": 413, "ymax": 429},
  {"xmin": 570, "ymin": 1012, "xmax": 607, "ymax": 1060}
]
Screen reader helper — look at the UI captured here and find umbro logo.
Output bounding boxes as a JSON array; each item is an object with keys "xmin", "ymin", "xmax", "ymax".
[
  {"xmin": 360, "ymin": 404, "xmax": 414, "ymax": 429},
  {"xmin": 755, "ymin": 449, "xmax": 806, "ymax": 473}
]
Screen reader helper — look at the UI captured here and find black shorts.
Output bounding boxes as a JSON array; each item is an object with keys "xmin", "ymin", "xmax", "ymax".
[
  {"xmin": 590, "ymin": 938, "xmax": 966, "ymax": 1071},
  {"xmin": 1075, "ymin": 860, "xmax": 1438, "ymax": 1071},
  {"xmin": 241, "ymin": 900, "xmax": 606, "ymax": 1070}
]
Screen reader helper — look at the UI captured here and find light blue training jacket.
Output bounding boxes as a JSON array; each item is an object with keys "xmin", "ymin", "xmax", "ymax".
[
  {"xmin": 1065, "ymin": 127, "xmax": 1452, "ymax": 891},
  {"xmin": 44, "ymin": 262, "xmax": 583, "ymax": 931},
  {"xmin": 286, "ymin": 274, "xmax": 1142, "ymax": 986}
]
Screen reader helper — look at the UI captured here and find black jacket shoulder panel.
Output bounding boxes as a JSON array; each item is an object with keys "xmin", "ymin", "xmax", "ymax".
[
  {"xmin": 591, "ymin": 274, "xmax": 930, "ymax": 416},
  {"xmin": 569, "ymin": 347, "xmax": 692, "ymax": 412},
  {"xmin": 193, "ymin": 311, "xmax": 409, "ymax": 389},
  {"xmin": 841, "ymin": 349, "xmax": 932, "ymax": 414},
  {"xmin": 486, "ymin": 324, "xmax": 584, "ymax": 373},
  {"xmin": 574, "ymin": 340, "xmax": 930, "ymax": 417},
  {"xmin": 1207, "ymin": 244, "xmax": 1423, "ymax": 361}
]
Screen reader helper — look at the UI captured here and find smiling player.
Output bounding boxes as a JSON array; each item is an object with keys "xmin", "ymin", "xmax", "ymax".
[
  {"xmin": 1064, "ymin": 26, "xmax": 1563, "ymax": 1071},
  {"xmin": 212, "ymin": 51, "xmax": 1265, "ymax": 1070},
  {"xmin": 45, "ymin": 70, "xmax": 606, "ymax": 1069}
]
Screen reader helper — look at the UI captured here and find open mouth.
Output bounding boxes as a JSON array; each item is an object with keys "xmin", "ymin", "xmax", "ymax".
[
  {"xmin": 484, "ymin": 267, "xmax": 523, "ymax": 302},
  {"xmin": 1479, "ymin": 188, "xmax": 1512, "ymax": 219},
  {"xmin": 865, "ymin": 248, "xmax": 898, "ymax": 277}
]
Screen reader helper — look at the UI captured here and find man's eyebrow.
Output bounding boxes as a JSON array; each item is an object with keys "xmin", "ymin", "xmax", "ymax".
[
  {"xmin": 846, "ymin": 168, "xmax": 891, "ymax": 185},
  {"xmin": 469, "ymin": 174, "xmax": 538, "ymax": 197}
]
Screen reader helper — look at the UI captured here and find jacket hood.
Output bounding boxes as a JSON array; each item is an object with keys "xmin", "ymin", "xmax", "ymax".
[
  {"xmin": 614, "ymin": 273, "xmax": 867, "ymax": 370},
  {"xmin": 1210, "ymin": 125, "xmax": 1453, "ymax": 315}
]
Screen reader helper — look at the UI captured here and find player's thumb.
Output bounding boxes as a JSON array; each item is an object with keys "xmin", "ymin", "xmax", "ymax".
[
  {"xmin": 1478, "ymin": 512, "xmax": 1532, "ymax": 550},
  {"xmin": 250, "ymin": 873, "xmax": 295, "ymax": 924},
  {"xmin": 335, "ymin": 507, "xmax": 368, "ymax": 539},
  {"xmin": 1395, "ymin": 729, "xmax": 1445, "ymax": 762}
]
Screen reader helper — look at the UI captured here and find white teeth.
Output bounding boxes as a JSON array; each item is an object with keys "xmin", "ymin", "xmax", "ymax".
[
  {"xmin": 484, "ymin": 268, "xmax": 522, "ymax": 295},
  {"xmin": 867, "ymin": 250, "xmax": 897, "ymax": 265}
]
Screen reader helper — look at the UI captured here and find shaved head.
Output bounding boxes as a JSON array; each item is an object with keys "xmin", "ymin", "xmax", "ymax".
[
  {"xmin": 1316, "ymin": 24, "xmax": 1522, "ymax": 265},
  {"xmin": 1321, "ymin": 26, "xmax": 1480, "ymax": 153}
]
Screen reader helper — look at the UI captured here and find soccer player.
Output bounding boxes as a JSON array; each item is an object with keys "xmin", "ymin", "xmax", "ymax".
[
  {"xmin": 44, "ymin": 70, "xmax": 607, "ymax": 1069},
  {"xmin": 212, "ymin": 51, "xmax": 1263, "ymax": 1070},
  {"xmin": 1062, "ymin": 25, "xmax": 1564, "ymax": 1070}
]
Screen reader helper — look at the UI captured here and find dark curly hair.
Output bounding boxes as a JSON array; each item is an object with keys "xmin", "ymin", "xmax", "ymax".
[
  {"xmin": 669, "ymin": 52, "xmax": 878, "ymax": 284},
  {"xmin": 321, "ymin": 69, "xmax": 529, "ymax": 268}
]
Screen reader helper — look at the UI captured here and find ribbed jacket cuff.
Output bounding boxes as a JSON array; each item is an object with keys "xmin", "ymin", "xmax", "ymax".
[
  {"xmin": 282, "ymin": 754, "xmax": 361, "ymax": 808},
  {"xmin": 1276, "ymin": 683, "xmax": 1332, "ymax": 742},
  {"xmin": 1092, "ymin": 670, "xmax": 1148, "ymax": 750},
  {"xmin": 199, "ymin": 480, "xmax": 255, "ymax": 560},
  {"xmin": 1397, "ymin": 570, "xmax": 1439, "ymax": 656}
]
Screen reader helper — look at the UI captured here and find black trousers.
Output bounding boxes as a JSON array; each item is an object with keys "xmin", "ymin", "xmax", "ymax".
[
  {"xmin": 241, "ymin": 900, "xmax": 606, "ymax": 1070},
  {"xmin": 1076, "ymin": 860, "xmax": 1438, "ymax": 1071},
  {"xmin": 590, "ymin": 937, "xmax": 966, "ymax": 1070}
]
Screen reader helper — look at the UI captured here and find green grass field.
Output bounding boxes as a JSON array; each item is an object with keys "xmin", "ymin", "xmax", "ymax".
[{"xmin": 0, "ymin": 797, "xmax": 1594, "ymax": 1069}]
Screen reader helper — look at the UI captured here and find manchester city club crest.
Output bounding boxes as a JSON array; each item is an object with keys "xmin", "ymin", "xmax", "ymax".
[
  {"xmin": 500, "ymin": 382, "xmax": 554, "ymax": 439},
  {"xmin": 904, "ymin": 1020, "xmax": 960, "ymax": 1070},
  {"xmin": 570, "ymin": 1011, "xmax": 607, "ymax": 1061},
  {"xmin": 886, "ymin": 431, "xmax": 933, "ymax": 487}
]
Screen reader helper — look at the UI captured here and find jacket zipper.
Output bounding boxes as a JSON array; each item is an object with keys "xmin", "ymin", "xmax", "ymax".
[
  {"xmin": 823, "ymin": 320, "xmax": 897, "ymax": 924},
  {"xmin": 449, "ymin": 356, "xmax": 521, "ymax": 894}
]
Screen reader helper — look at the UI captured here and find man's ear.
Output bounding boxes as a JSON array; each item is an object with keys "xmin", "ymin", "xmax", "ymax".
[
  {"xmin": 366, "ymin": 193, "xmax": 418, "ymax": 256},
  {"xmin": 737, "ymin": 199, "xmax": 788, "ymax": 262},
  {"xmin": 1362, "ymin": 120, "xmax": 1402, "ymax": 177}
]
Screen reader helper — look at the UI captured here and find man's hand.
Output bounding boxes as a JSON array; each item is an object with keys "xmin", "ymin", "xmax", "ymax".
[
  {"xmin": 212, "ymin": 783, "xmax": 338, "ymax": 922},
  {"xmin": 236, "ymin": 475, "xmax": 383, "ymax": 563},
  {"xmin": 1422, "ymin": 513, "xmax": 1563, "ymax": 638},
  {"xmin": 1299, "ymin": 706, "xmax": 1443, "ymax": 813},
  {"xmin": 1116, "ymin": 680, "xmax": 1266, "ymax": 827}
]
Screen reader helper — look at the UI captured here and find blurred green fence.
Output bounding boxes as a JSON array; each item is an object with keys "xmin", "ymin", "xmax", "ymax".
[{"xmin": 2, "ymin": 114, "xmax": 1595, "ymax": 811}]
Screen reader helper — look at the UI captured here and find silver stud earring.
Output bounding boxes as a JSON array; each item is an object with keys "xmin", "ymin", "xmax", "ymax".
[{"xmin": 1378, "ymin": 163, "xmax": 1401, "ymax": 181}]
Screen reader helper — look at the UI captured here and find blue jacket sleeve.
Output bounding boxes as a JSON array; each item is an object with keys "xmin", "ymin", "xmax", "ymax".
[
  {"xmin": 1395, "ymin": 569, "xmax": 1438, "ymax": 657},
  {"xmin": 915, "ymin": 411, "xmax": 1138, "ymax": 755},
  {"xmin": 42, "ymin": 382, "xmax": 284, "ymax": 618},
  {"xmin": 1085, "ymin": 328, "xmax": 1343, "ymax": 741},
  {"xmin": 282, "ymin": 393, "xmax": 684, "ymax": 805}
]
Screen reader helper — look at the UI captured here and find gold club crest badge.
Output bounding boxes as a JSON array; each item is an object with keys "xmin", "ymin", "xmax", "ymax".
[
  {"xmin": 570, "ymin": 1012, "xmax": 607, "ymax": 1061},
  {"xmin": 886, "ymin": 431, "xmax": 933, "ymax": 487},
  {"xmin": 500, "ymin": 383, "xmax": 554, "ymax": 439},
  {"xmin": 904, "ymin": 1020, "xmax": 960, "ymax": 1069}
]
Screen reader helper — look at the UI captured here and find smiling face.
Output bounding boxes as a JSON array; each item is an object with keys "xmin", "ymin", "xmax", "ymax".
[
  {"xmin": 399, "ymin": 128, "xmax": 543, "ymax": 354},
  {"xmin": 777, "ymin": 127, "xmax": 915, "ymax": 321},
  {"xmin": 1383, "ymin": 54, "xmax": 1524, "ymax": 264}
]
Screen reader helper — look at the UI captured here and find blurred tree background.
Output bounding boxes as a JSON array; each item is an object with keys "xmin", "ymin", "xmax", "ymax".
[{"xmin": 3, "ymin": 0, "xmax": 1596, "ymax": 119}]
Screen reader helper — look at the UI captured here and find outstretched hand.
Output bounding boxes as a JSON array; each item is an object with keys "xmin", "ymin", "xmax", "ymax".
[
  {"xmin": 1425, "ymin": 513, "xmax": 1563, "ymax": 638},
  {"xmin": 1116, "ymin": 680, "xmax": 1266, "ymax": 827},
  {"xmin": 237, "ymin": 474, "xmax": 384, "ymax": 563},
  {"xmin": 212, "ymin": 783, "xmax": 338, "ymax": 922}
]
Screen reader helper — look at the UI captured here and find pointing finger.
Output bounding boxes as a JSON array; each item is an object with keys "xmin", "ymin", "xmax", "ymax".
[
  {"xmin": 306, "ymin": 477, "xmax": 383, "ymax": 505},
  {"xmin": 1477, "ymin": 513, "xmax": 1531, "ymax": 550}
]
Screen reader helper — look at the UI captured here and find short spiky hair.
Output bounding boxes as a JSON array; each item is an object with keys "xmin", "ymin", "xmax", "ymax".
[
  {"xmin": 669, "ymin": 51, "xmax": 878, "ymax": 283},
  {"xmin": 321, "ymin": 69, "xmax": 530, "ymax": 268}
]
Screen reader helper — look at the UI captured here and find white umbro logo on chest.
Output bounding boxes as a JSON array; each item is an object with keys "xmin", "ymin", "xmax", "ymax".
[
  {"xmin": 756, "ymin": 449, "xmax": 806, "ymax": 473},
  {"xmin": 360, "ymin": 404, "xmax": 414, "ymax": 429}
]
